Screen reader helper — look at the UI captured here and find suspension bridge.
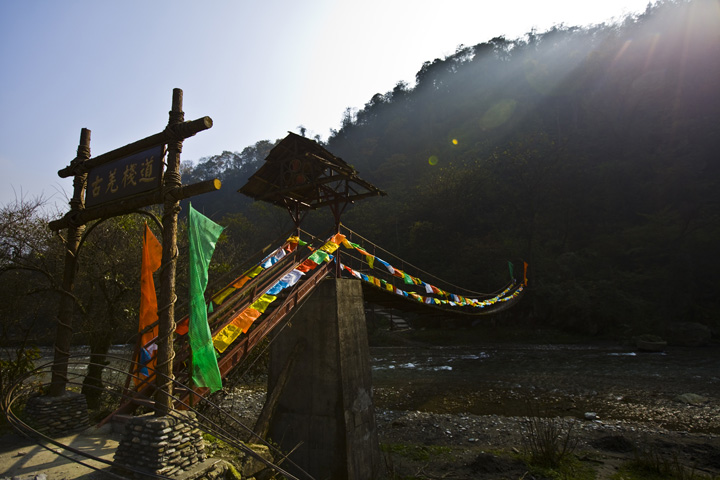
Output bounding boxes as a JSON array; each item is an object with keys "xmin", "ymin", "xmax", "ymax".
[{"xmin": 121, "ymin": 223, "xmax": 525, "ymax": 408}]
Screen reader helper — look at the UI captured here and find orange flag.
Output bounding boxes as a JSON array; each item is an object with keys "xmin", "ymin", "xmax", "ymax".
[{"xmin": 135, "ymin": 223, "xmax": 162, "ymax": 384}]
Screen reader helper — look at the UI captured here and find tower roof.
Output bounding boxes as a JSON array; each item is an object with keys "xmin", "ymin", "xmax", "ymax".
[{"xmin": 238, "ymin": 132, "xmax": 385, "ymax": 212}]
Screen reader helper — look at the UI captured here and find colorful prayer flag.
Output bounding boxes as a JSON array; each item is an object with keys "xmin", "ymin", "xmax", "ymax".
[
  {"xmin": 213, "ymin": 307, "xmax": 262, "ymax": 353},
  {"xmin": 188, "ymin": 203, "xmax": 224, "ymax": 392},
  {"xmin": 139, "ymin": 223, "xmax": 162, "ymax": 344},
  {"xmin": 308, "ymin": 250, "xmax": 331, "ymax": 264},
  {"xmin": 250, "ymin": 294, "xmax": 277, "ymax": 313},
  {"xmin": 376, "ymin": 258, "xmax": 394, "ymax": 274},
  {"xmin": 135, "ymin": 223, "xmax": 162, "ymax": 384}
]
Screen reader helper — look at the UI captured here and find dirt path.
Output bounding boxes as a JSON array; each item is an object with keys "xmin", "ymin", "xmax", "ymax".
[{"xmin": 0, "ymin": 425, "xmax": 120, "ymax": 480}]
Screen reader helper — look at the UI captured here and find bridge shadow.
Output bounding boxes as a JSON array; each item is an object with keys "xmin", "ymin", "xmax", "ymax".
[{"xmin": 0, "ymin": 425, "xmax": 119, "ymax": 479}]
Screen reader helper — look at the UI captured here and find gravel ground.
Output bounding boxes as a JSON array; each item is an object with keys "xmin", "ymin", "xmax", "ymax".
[
  {"xmin": 375, "ymin": 408, "xmax": 720, "ymax": 479},
  {"xmin": 216, "ymin": 377, "xmax": 720, "ymax": 480},
  {"xmin": 217, "ymin": 335, "xmax": 720, "ymax": 480}
]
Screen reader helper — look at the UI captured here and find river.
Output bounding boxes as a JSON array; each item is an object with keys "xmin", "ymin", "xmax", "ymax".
[
  {"xmin": 370, "ymin": 343, "xmax": 720, "ymax": 432},
  {"xmin": 32, "ymin": 341, "xmax": 720, "ymax": 433}
]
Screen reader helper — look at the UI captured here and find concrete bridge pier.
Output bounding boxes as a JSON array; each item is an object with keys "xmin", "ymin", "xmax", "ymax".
[{"xmin": 266, "ymin": 278, "xmax": 382, "ymax": 480}]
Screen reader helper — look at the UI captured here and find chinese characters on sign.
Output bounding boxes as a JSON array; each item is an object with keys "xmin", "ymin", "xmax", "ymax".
[{"xmin": 86, "ymin": 145, "xmax": 165, "ymax": 207}]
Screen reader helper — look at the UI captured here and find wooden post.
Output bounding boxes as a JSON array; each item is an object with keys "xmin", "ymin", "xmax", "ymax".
[
  {"xmin": 154, "ymin": 88, "xmax": 184, "ymax": 415},
  {"xmin": 49, "ymin": 128, "xmax": 90, "ymax": 397},
  {"xmin": 253, "ymin": 340, "xmax": 306, "ymax": 440}
]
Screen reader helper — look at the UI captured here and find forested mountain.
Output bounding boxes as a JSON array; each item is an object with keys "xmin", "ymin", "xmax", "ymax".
[{"xmin": 184, "ymin": 0, "xmax": 720, "ymax": 335}]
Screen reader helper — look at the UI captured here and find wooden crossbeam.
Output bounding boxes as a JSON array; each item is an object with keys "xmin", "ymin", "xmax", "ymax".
[
  {"xmin": 48, "ymin": 178, "xmax": 221, "ymax": 231},
  {"xmin": 57, "ymin": 116, "xmax": 213, "ymax": 178}
]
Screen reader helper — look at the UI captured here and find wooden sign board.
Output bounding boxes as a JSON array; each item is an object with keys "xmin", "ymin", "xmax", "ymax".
[{"xmin": 86, "ymin": 145, "xmax": 165, "ymax": 208}]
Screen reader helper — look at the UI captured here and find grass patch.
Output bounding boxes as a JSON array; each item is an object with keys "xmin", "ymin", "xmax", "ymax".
[
  {"xmin": 202, "ymin": 432, "xmax": 247, "ymax": 464},
  {"xmin": 611, "ymin": 446, "xmax": 719, "ymax": 480},
  {"xmin": 525, "ymin": 455, "xmax": 597, "ymax": 480},
  {"xmin": 381, "ymin": 443, "xmax": 453, "ymax": 462},
  {"xmin": 381, "ymin": 443, "xmax": 457, "ymax": 480}
]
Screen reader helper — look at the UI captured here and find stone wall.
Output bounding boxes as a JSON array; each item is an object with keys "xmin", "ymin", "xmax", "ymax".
[
  {"xmin": 114, "ymin": 411, "xmax": 206, "ymax": 478},
  {"xmin": 24, "ymin": 392, "xmax": 89, "ymax": 436}
]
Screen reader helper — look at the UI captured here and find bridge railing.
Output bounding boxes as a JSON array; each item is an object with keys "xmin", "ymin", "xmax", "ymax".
[{"xmin": 120, "ymin": 228, "xmax": 339, "ymax": 411}]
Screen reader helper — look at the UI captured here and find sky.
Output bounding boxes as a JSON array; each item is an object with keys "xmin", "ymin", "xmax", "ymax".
[{"xmin": 0, "ymin": 0, "xmax": 651, "ymax": 210}]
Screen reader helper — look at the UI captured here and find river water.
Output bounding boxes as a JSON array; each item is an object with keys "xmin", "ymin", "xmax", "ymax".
[
  {"xmin": 35, "ymin": 345, "xmax": 133, "ymax": 387},
  {"xmin": 369, "ymin": 343, "xmax": 720, "ymax": 432},
  {"xmin": 32, "ymin": 342, "xmax": 720, "ymax": 432}
]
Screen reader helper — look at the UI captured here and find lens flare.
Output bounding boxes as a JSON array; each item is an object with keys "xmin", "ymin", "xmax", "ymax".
[
  {"xmin": 428, "ymin": 155, "xmax": 439, "ymax": 166},
  {"xmin": 480, "ymin": 99, "xmax": 518, "ymax": 129}
]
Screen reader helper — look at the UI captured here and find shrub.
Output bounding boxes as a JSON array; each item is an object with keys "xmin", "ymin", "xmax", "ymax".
[
  {"xmin": 520, "ymin": 414, "xmax": 578, "ymax": 468},
  {"xmin": 0, "ymin": 345, "xmax": 40, "ymax": 425}
]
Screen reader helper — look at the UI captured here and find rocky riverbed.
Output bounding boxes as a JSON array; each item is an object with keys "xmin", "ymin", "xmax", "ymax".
[
  {"xmin": 219, "ymin": 334, "xmax": 720, "ymax": 479},
  {"xmin": 371, "ymin": 338, "xmax": 720, "ymax": 479}
]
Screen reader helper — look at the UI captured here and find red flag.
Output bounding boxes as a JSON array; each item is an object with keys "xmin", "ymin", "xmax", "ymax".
[
  {"xmin": 135, "ymin": 223, "xmax": 162, "ymax": 384},
  {"xmin": 175, "ymin": 317, "xmax": 189, "ymax": 335}
]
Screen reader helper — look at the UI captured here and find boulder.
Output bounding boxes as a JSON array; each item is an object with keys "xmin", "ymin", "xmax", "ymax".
[
  {"xmin": 675, "ymin": 393, "xmax": 708, "ymax": 405},
  {"xmin": 665, "ymin": 322, "xmax": 712, "ymax": 347},
  {"xmin": 239, "ymin": 443, "xmax": 274, "ymax": 478},
  {"xmin": 635, "ymin": 334, "xmax": 667, "ymax": 352}
]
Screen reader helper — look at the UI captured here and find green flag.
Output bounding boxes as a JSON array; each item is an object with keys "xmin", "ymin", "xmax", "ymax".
[
  {"xmin": 188, "ymin": 203, "xmax": 224, "ymax": 392},
  {"xmin": 508, "ymin": 261, "xmax": 514, "ymax": 280}
]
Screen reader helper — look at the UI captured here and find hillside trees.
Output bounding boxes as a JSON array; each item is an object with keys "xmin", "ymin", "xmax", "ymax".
[
  {"xmin": 178, "ymin": 0, "xmax": 720, "ymax": 336},
  {"xmin": 184, "ymin": 140, "xmax": 277, "ymax": 230},
  {"xmin": 320, "ymin": 0, "xmax": 720, "ymax": 334}
]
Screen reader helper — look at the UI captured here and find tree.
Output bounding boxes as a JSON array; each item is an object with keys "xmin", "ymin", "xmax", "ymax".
[
  {"xmin": 75, "ymin": 214, "xmax": 150, "ymax": 408},
  {"xmin": 0, "ymin": 195, "xmax": 62, "ymax": 405}
]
